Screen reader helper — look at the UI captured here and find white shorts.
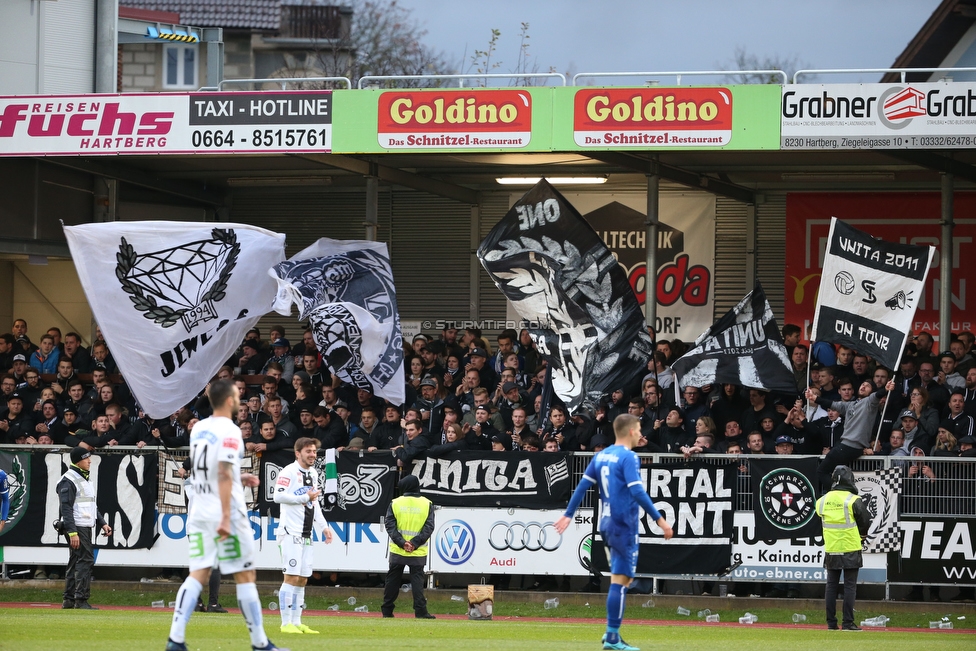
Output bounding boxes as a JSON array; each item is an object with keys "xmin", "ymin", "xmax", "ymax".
[
  {"xmin": 279, "ymin": 535, "xmax": 314, "ymax": 577},
  {"xmin": 186, "ymin": 506, "xmax": 256, "ymax": 575}
]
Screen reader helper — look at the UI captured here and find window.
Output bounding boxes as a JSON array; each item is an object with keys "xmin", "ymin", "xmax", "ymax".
[{"xmin": 163, "ymin": 44, "xmax": 197, "ymax": 88}]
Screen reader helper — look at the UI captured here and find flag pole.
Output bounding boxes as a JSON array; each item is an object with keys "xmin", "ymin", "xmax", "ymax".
[{"xmin": 872, "ymin": 388, "xmax": 892, "ymax": 451}]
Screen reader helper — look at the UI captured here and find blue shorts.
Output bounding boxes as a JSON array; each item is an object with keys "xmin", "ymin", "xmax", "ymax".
[{"xmin": 602, "ymin": 527, "xmax": 639, "ymax": 577}]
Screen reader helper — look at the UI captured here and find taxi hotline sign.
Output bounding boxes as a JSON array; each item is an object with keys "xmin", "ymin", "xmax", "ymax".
[
  {"xmin": 0, "ymin": 91, "xmax": 332, "ymax": 155},
  {"xmin": 573, "ymin": 87, "xmax": 733, "ymax": 148},
  {"xmin": 376, "ymin": 89, "xmax": 532, "ymax": 149}
]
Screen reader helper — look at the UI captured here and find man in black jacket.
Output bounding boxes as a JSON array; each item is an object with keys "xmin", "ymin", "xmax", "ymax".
[
  {"xmin": 59, "ymin": 447, "xmax": 112, "ymax": 609},
  {"xmin": 394, "ymin": 420, "xmax": 430, "ymax": 467},
  {"xmin": 381, "ymin": 474, "xmax": 435, "ymax": 619}
]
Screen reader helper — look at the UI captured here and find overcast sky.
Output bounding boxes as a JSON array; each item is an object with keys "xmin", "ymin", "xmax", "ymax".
[{"xmin": 396, "ymin": 0, "xmax": 943, "ymax": 83}]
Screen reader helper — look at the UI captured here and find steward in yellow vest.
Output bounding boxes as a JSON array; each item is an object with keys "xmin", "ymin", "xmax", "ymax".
[
  {"xmin": 814, "ymin": 465, "xmax": 870, "ymax": 631},
  {"xmin": 382, "ymin": 474, "xmax": 436, "ymax": 619}
]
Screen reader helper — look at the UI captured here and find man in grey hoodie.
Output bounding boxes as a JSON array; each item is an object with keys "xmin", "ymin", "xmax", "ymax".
[{"xmin": 807, "ymin": 378, "xmax": 896, "ymax": 490}]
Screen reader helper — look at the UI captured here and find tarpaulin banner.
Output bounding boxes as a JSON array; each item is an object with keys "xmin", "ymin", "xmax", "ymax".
[
  {"xmin": 479, "ymin": 180, "xmax": 654, "ymax": 414},
  {"xmin": 672, "ymin": 284, "xmax": 796, "ymax": 394},
  {"xmin": 410, "ymin": 450, "xmax": 572, "ymax": 508},
  {"xmin": 728, "ymin": 511, "xmax": 887, "ymax": 583},
  {"xmin": 854, "ymin": 467, "xmax": 902, "ymax": 554},
  {"xmin": 888, "ymin": 517, "xmax": 976, "ymax": 585},
  {"xmin": 270, "ymin": 238, "xmax": 405, "ymax": 406},
  {"xmin": 64, "ymin": 221, "xmax": 286, "ymax": 418},
  {"xmin": 591, "ymin": 460, "xmax": 737, "ymax": 575},
  {"xmin": 561, "ymin": 192, "xmax": 716, "ymax": 341},
  {"xmin": 781, "ymin": 83, "xmax": 976, "ymax": 150},
  {"xmin": 429, "ymin": 507, "xmax": 594, "ymax": 575},
  {"xmin": 0, "ymin": 91, "xmax": 333, "ymax": 156},
  {"xmin": 0, "ymin": 450, "xmax": 156, "ymax": 549},
  {"xmin": 158, "ymin": 450, "xmax": 257, "ymax": 515},
  {"xmin": 784, "ymin": 193, "xmax": 975, "ymax": 346},
  {"xmin": 811, "ymin": 218, "xmax": 935, "ymax": 371},
  {"xmin": 750, "ymin": 457, "xmax": 821, "ymax": 540},
  {"xmin": 258, "ymin": 450, "xmax": 397, "ymax": 523}
]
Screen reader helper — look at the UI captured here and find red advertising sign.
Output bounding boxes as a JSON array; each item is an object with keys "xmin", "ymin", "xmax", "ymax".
[
  {"xmin": 573, "ymin": 87, "xmax": 733, "ymax": 147},
  {"xmin": 376, "ymin": 89, "xmax": 532, "ymax": 149},
  {"xmin": 785, "ymin": 193, "xmax": 976, "ymax": 345}
]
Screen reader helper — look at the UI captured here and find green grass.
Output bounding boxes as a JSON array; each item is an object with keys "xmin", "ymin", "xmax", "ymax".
[
  {"xmin": 4, "ymin": 584, "xmax": 974, "ymax": 631},
  {"xmin": 0, "ymin": 607, "xmax": 972, "ymax": 651}
]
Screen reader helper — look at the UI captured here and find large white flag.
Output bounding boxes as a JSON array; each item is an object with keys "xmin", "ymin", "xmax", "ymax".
[
  {"xmin": 64, "ymin": 222, "xmax": 286, "ymax": 418},
  {"xmin": 270, "ymin": 238, "xmax": 405, "ymax": 406},
  {"xmin": 811, "ymin": 217, "xmax": 935, "ymax": 371}
]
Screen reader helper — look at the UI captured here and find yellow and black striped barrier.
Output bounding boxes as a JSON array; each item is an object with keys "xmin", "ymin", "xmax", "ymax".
[{"xmin": 146, "ymin": 25, "xmax": 199, "ymax": 43}]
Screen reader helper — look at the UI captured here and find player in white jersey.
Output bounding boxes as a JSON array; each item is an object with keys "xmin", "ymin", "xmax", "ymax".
[
  {"xmin": 274, "ymin": 437, "xmax": 333, "ymax": 635},
  {"xmin": 166, "ymin": 379, "xmax": 289, "ymax": 651}
]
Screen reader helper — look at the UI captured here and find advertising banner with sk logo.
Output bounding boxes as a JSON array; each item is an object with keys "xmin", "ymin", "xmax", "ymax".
[
  {"xmin": 781, "ymin": 83, "xmax": 976, "ymax": 150},
  {"xmin": 64, "ymin": 221, "xmax": 285, "ymax": 418},
  {"xmin": 429, "ymin": 508, "xmax": 595, "ymax": 575}
]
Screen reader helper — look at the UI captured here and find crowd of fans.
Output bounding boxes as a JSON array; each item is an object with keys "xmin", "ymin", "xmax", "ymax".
[
  {"xmin": 2, "ymin": 318, "xmax": 976, "ymax": 599},
  {"xmin": 1, "ymin": 319, "xmax": 975, "ymax": 467}
]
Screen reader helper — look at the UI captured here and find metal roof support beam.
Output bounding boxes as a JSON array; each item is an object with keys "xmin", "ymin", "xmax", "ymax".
[
  {"xmin": 883, "ymin": 151, "xmax": 976, "ymax": 184},
  {"xmin": 582, "ymin": 152, "xmax": 756, "ymax": 204},
  {"xmin": 298, "ymin": 154, "xmax": 480, "ymax": 204},
  {"xmin": 36, "ymin": 157, "xmax": 225, "ymax": 206}
]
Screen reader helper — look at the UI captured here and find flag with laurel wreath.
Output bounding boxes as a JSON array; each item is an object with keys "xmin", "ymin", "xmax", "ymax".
[{"xmin": 65, "ymin": 221, "xmax": 286, "ymax": 418}]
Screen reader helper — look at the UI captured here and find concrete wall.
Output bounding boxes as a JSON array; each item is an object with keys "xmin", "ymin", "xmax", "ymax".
[{"xmin": 12, "ymin": 261, "xmax": 94, "ymax": 346}]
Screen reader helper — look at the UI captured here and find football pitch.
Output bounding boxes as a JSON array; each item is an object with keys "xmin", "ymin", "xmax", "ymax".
[{"xmin": 0, "ymin": 607, "xmax": 971, "ymax": 651}]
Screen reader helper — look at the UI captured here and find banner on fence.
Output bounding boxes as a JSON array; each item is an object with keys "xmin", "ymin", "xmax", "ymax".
[
  {"xmin": 888, "ymin": 517, "xmax": 976, "ymax": 585},
  {"xmin": 258, "ymin": 450, "xmax": 397, "ymax": 522},
  {"xmin": 2, "ymin": 510, "xmax": 391, "ymax": 572},
  {"xmin": 0, "ymin": 450, "xmax": 156, "ymax": 549},
  {"xmin": 750, "ymin": 457, "xmax": 821, "ymax": 540},
  {"xmin": 854, "ymin": 467, "xmax": 902, "ymax": 554},
  {"xmin": 429, "ymin": 507, "xmax": 594, "ymax": 575},
  {"xmin": 410, "ymin": 451, "xmax": 572, "ymax": 508},
  {"xmin": 589, "ymin": 460, "xmax": 736, "ymax": 575},
  {"xmin": 729, "ymin": 512, "xmax": 887, "ymax": 583}
]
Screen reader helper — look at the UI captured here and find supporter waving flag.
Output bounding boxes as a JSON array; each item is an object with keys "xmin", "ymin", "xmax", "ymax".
[
  {"xmin": 477, "ymin": 179, "xmax": 653, "ymax": 415},
  {"xmin": 64, "ymin": 222, "xmax": 285, "ymax": 418},
  {"xmin": 270, "ymin": 238, "xmax": 405, "ymax": 406},
  {"xmin": 812, "ymin": 217, "xmax": 935, "ymax": 372}
]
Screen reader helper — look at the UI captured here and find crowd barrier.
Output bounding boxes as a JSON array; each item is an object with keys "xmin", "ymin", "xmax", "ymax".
[{"xmin": 0, "ymin": 446, "xmax": 973, "ymax": 589}]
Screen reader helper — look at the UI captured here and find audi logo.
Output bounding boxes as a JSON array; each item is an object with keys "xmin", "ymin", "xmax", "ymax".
[{"xmin": 488, "ymin": 521, "xmax": 562, "ymax": 552}]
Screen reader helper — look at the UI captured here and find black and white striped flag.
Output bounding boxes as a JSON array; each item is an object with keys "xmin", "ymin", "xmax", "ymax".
[
  {"xmin": 672, "ymin": 284, "xmax": 796, "ymax": 394},
  {"xmin": 812, "ymin": 218, "xmax": 935, "ymax": 372}
]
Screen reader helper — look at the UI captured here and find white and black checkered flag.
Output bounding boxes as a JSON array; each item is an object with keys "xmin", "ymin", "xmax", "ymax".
[
  {"xmin": 854, "ymin": 467, "xmax": 902, "ymax": 554},
  {"xmin": 672, "ymin": 284, "xmax": 797, "ymax": 394}
]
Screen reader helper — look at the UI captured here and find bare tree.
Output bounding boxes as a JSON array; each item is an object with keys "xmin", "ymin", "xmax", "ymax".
[
  {"xmin": 721, "ymin": 46, "xmax": 808, "ymax": 84},
  {"xmin": 310, "ymin": 0, "xmax": 454, "ymax": 87}
]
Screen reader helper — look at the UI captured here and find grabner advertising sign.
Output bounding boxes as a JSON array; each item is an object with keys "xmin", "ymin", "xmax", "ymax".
[
  {"xmin": 573, "ymin": 87, "xmax": 733, "ymax": 147},
  {"xmin": 376, "ymin": 89, "xmax": 532, "ymax": 149},
  {"xmin": 781, "ymin": 82, "xmax": 976, "ymax": 149},
  {"xmin": 0, "ymin": 91, "xmax": 332, "ymax": 155}
]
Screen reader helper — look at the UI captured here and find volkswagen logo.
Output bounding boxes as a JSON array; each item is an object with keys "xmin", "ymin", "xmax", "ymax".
[
  {"xmin": 488, "ymin": 521, "xmax": 562, "ymax": 552},
  {"xmin": 435, "ymin": 520, "xmax": 476, "ymax": 565}
]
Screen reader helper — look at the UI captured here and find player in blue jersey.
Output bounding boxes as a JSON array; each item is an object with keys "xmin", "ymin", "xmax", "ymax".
[
  {"xmin": 0, "ymin": 468, "xmax": 9, "ymax": 533},
  {"xmin": 556, "ymin": 414, "xmax": 673, "ymax": 651}
]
